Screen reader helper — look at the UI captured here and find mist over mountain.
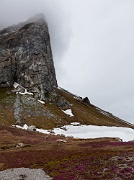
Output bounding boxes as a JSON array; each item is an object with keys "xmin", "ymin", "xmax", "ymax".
[
  {"xmin": 0, "ymin": 10, "xmax": 134, "ymax": 180},
  {"xmin": 0, "ymin": 15, "xmax": 133, "ymax": 130},
  {"xmin": 0, "ymin": 15, "xmax": 57, "ymax": 100}
]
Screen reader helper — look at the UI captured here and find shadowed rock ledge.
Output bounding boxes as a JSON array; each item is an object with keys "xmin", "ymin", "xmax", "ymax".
[{"xmin": 0, "ymin": 14, "xmax": 57, "ymax": 100}]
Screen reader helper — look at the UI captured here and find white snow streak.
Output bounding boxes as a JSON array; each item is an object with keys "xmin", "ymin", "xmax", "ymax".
[
  {"xmin": 62, "ymin": 109, "xmax": 74, "ymax": 117},
  {"xmin": 19, "ymin": 89, "xmax": 33, "ymax": 95},
  {"xmin": 38, "ymin": 100, "xmax": 45, "ymax": 104}
]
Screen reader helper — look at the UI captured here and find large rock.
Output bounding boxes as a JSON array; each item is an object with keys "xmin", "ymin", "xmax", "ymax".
[{"xmin": 0, "ymin": 14, "xmax": 57, "ymax": 100}]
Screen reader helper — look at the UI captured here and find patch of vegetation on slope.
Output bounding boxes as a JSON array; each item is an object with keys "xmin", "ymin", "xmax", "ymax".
[
  {"xmin": 0, "ymin": 88, "xmax": 15, "ymax": 126},
  {"xmin": 56, "ymin": 88, "xmax": 134, "ymax": 129},
  {"xmin": 0, "ymin": 87, "xmax": 133, "ymax": 130}
]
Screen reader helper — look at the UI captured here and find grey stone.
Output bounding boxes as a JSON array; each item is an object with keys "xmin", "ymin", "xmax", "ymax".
[
  {"xmin": 0, "ymin": 14, "xmax": 57, "ymax": 100},
  {"xmin": 12, "ymin": 93, "xmax": 55, "ymax": 122},
  {"xmin": 0, "ymin": 168, "xmax": 52, "ymax": 180},
  {"xmin": 28, "ymin": 125, "xmax": 36, "ymax": 131}
]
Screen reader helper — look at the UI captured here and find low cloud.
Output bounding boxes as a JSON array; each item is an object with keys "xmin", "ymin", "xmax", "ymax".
[{"xmin": 0, "ymin": 0, "xmax": 73, "ymax": 75}]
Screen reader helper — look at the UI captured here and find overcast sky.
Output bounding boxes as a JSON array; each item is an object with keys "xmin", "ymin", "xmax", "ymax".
[{"xmin": 0, "ymin": 0, "xmax": 134, "ymax": 124}]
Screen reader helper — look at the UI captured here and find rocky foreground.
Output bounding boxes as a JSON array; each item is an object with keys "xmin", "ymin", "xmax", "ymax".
[{"xmin": 0, "ymin": 168, "xmax": 52, "ymax": 180}]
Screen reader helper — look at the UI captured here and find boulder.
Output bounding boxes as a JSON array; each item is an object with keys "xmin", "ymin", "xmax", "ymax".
[{"xmin": 82, "ymin": 97, "xmax": 90, "ymax": 105}]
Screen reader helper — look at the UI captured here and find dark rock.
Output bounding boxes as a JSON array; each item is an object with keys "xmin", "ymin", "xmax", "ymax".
[
  {"xmin": 82, "ymin": 97, "xmax": 90, "ymax": 105},
  {"xmin": 45, "ymin": 90, "xmax": 71, "ymax": 109},
  {"xmin": 0, "ymin": 14, "xmax": 57, "ymax": 100}
]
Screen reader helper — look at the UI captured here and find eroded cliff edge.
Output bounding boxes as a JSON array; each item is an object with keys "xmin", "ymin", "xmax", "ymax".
[{"xmin": 0, "ymin": 14, "xmax": 57, "ymax": 100}]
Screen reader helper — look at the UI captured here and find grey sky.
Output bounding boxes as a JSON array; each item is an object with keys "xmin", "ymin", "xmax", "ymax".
[{"xmin": 0, "ymin": 0, "xmax": 134, "ymax": 124}]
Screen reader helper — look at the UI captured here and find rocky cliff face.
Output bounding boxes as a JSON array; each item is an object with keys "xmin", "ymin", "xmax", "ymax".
[{"xmin": 0, "ymin": 14, "xmax": 57, "ymax": 100}]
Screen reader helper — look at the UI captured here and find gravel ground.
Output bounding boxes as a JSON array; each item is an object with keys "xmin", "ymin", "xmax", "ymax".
[{"xmin": 0, "ymin": 168, "xmax": 52, "ymax": 180}]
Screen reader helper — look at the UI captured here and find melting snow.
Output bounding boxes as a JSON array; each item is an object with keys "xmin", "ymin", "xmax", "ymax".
[
  {"xmin": 23, "ymin": 124, "xmax": 28, "ymax": 130},
  {"xmin": 14, "ymin": 124, "xmax": 134, "ymax": 142},
  {"xmin": 52, "ymin": 125, "xmax": 134, "ymax": 142},
  {"xmin": 62, "ymin": 109, "xmax": 74, "ymax": 117},
  {"xmin": 19, "ymin": 89, "xmax": 33, "ymax": 95},
  {"xmin": 38, "ymin": 100, "xmax": 45, "ymax": 104},
  {"xmin": 15, "ymin": 124, "xmax": 28, "ymax": 130},
  {"xmin": 70, "ymin": 122, "xmax": 80, "ymax": 126},
  {"xmin": 36, "ymin": 128, "xmax": 51, "ymax": 134}
]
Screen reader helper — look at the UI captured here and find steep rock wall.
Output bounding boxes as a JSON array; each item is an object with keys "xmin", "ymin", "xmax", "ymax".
[{"xmin": 0, "ymin": 15, "xmax": 57, "ymax": 100}]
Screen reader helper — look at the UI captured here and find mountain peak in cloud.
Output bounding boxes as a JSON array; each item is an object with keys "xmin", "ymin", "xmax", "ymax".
[
  {"xmin": 27, "ymin": 13, "xmax": 46, "ymax": 23},
  {"xmin": 0, "ymin": 15, "xmax": 57, "ymax": 100}
]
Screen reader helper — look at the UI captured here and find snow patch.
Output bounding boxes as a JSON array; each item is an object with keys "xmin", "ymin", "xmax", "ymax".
[
  {"xmin": 19, "ymin": 89, "xmax": 33, "ymax": 95},
  {"xmin": 15, "ymin": 124, "xmax": 28, "ymax": 130},
  {"xmin": 38, "ymin": 100, "xmax": 45, "ymax": 104},
  {"xmin": 36, "ymin": 128, "xmax": 50, "ymax": 134},
  {"xmin": 62, "ymin": 109, "xmax": 74, "ymax": 117},
  {"xmin": 14, "ymin": 124, "xmax": 134, "ymax": 142},
  {"xmin": 23, "ymin": 124, "xmax": 28, "ymax": 130},
  {"xmin": 70, "ymin": 122, "xmax": 80, "ymax": 126},
  {"xmin": 51, "ymin": 125, "xmax": 134, "ymax": 142}
]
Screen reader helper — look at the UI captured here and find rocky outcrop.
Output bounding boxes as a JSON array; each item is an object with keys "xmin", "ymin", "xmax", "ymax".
[
  {"xmin": 0, "ymin": 14, "xmax": 57, "ymax": 100},
  {"xmin": 82, "ymin": 97, "xmax": 90, "ymax": 105}
]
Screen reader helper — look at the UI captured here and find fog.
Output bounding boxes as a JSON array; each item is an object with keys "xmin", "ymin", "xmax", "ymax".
[{"xmin": 0, "ymin": 0, "xmax": 134, "ymax": 124}]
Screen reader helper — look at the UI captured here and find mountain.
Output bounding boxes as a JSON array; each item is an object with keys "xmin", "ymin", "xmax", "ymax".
[
  {"xmin": 0, "ymin": 14, "xmax": 134, "ymax": 180},
  {"xmin": 0, "ymin": 13, "xmax": 57, "ymax": 100},
  {"xmin": 0, "ymin": 15, "xmax": 133, "ymax": 129}
]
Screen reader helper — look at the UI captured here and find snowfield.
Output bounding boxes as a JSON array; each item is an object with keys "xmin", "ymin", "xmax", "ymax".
[
  {"xmin": 51, "ymin": 125, "xmax": 134, "ymax": 142},
  {"xmin": 15, "ymin": 123, "xmax": 134, "ymax": 142}
]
